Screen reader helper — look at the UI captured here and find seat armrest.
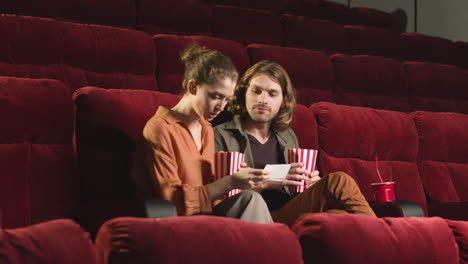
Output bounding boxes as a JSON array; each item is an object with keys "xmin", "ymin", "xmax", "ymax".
[{"xmin": 370, "ymin": 200, "xmax": 424, "ymax": 217}]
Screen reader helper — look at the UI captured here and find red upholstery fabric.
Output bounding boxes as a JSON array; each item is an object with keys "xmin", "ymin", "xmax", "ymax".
[
  {"xmin": 403, "ymin": 33, "xmax": 457, "ymax": 65},
  {"xmin": 213, "ymin": 5, "xmax": 283, "ymax": 46},
  {"xmin": 154, "ymin": 34, "xmax": 249, "ymax": 95},
  {"xmin": 331, "ymin": 54, "xmax": 411, "ymax": 112},
  {"xmin": 352, "ymin": 7, "xmax": 401, "ymax": 32},
  {"xmin": 95, "ymin": 216, "xmax": 303, "ymax": 264},
  {"xmin": 456, "ymin": 41, "xmax": 468, "ymax": 69},
  {"xmin": 317, "ymin": 0, "xmax": 354, "ymax": 25},
  {"xmin": 0, "ymin": 219, "xmax": 96, "ymax": 264},
  {"xmin": 73, "ymin": 87, "xmax": 180, "ymax": 201},
  {"xmin": 248, "ymin": 44, "xmax": 334, "ymax": 106},
  {"xmin": 0, "ymin": 0, "xmax": 136, "ymax": 27},
  {"xmin": 293, "ymin": 213, "xmax": 459, "ymax": 264},
  {"xmin": 411, "ymin": 111, "xmax": 468, "ymax": 203},
  {"xmin": 344, "ymin": 25, "xmax": 407, "ymax": 60},
  {"xmin": 0, "ymin": 14, "xmax": 157, "ymax": 91},
  {"xmin": 310, "ymin": 102, "xmax": 427, "ymax": 214},
  {"xmin": 282, "ymin": 15, "xmax": 347, "ymax": 55},
  {"xmin": 446, "ymin": 219, "xmax": 468, "ymax": 264},
  {"xmin": 403, "ymin": 61, "xmax": 468, "ymax": 114},
  {"xmin": 137, "ymin": 0, "xmax": 213, "ymax": 36},
  {"xmin": 290, "ymin": 104, "xmax": 318, "ymax": 150},
  {"xmin": 0, "ymin": 77, "xmax": 76, "ymax": 229},
  {"xmin": 429, "ymin": 203, "xmax": 468, "ymax": 221}
]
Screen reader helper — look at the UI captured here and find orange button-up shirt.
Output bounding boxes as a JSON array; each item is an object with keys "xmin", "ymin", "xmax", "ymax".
[{"xmin": 132, "ymin": 107, "xmax": 215, "ymax": 216}]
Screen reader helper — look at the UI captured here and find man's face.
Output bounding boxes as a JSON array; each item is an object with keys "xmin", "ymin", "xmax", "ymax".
[{"xmin": 245, "ymin": 74, "xmax": 283, "ymax": 125}]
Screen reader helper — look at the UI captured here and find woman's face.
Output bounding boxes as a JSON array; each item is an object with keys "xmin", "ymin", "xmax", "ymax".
[{"xmin": 191, "ymin": 77, "xmax": 236, "ymax": 121}]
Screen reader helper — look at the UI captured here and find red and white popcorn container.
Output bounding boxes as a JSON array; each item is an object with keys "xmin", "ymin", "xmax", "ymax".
[
  {"xmin": 287, "ymin": 148, "xmax": 318, "ymax": 193},
  {"xmin": 214, "ymin": 152, "xmax": 245, "ymax": 197}
]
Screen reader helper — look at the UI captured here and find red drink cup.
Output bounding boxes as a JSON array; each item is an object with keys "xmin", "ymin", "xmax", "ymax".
[
  {"xmin": 371, "ymin": 182, "xmax": 395, "ymax": 202},
  {"xmin": 214, "ymin": 152, "xmax": 244, "ymax": 197},
  {"xmin": 287, "ymin": 148, "xmax": 318, "ymax": 193}
]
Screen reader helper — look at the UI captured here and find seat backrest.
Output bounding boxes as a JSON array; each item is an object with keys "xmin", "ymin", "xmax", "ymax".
[
  {"xmin": 403, "ymin": 33, "xmax": 457, "ymax": 65},
  {"xmin": 213, "ymin": 5, "xmax": 282, "ymax": 46},
  {"xmin": 316, "ymin": 0, "xmax": 355, "ymax": 25},
  {"xmin": 73, "ymin": 87, "xmax": 180, "ymax": 201},
  {"xmin": 0, "ymin": 219, "xmax": 96, "ymax": 264},
  {"xmin": 248, "ymin": 44, "xmax": 334, "ymax": 106},
  {"xmin": 352, "ymin": 7, "xmax": 402, "ymax": 32},
  {"xmin": 411, "ymin": 111, "xmax": 468, "ymax": 203},
  {"xmin": 154, "ymin": 34, "xmax": 249, "ymax": 95},
  {"xmin": 137, "ymin": 0, "xmax": 213, "ymax": 36},
  {"xmin": 290, "ymin": 105, "xmax": 318, "ymax": 150},
  {"xmin": 331, "ymin": 54, "xmax": 411, "ymax": 112},
  {"xmin": 0, "ymin": 77, "xmax": 76, "ymax": 228},
  {"xmin": 95, "ymin": 216, "xmax": 302, "ymax": 264},
  {"xmin": 456, "ymin": 41, "xmax": 468, "ymax": 69},
  {"xmin": 310, "ymin": 102, "xmax": 427, "ymax": 214},
  {"xmin": 403, "ymin": 61, "xmax": 468, "ymax": 114},
  {"xmin": 282, "ymin": 15, "xmax": 347, "ymax": 55},
  {"xmin": 0, "ymin": 0, "xmax": 136, "ymax": 28},
  {"xmin": 344, "ymin": 25, "xmax": 407, "ymax": 60},
  {"xmin": 0, "ymin": 14, "xmax": 157, "ymax": 91}
]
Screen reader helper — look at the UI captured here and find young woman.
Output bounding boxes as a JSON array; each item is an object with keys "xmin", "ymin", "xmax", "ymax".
[{"xmin": 131, "ymin": 45, "xmax": 272, "ymax": 223}]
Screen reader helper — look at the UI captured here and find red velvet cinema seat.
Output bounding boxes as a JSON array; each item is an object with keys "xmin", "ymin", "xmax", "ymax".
[
  {"xmin": 293, "ymin": 213, "xmax": 462, "ymax": 264},
  {"xmin": 411, "ymin": 111, "xmax": 468, "ymax": 220},
  {"xmin": 136, "ymin": 0, "xmax": 213, "ymax": 36},
  {"xmin": 403, "ymin": 61, "xmax": 468, "ymax": 114},
  {"xmin": 153, "ymin": 34, "xmax": 250, "ymax": 95},
  {"xmin": 316, "ymin": 0, "xmax": 355, "ymax": 25},
  {"xmin": 403, "ymin": 33, "xmax": 457, "ymax": 65},
  {"xmin": 352, "ymin": 6, "xmax": 402, "ymax": 32},
  {"xmin": 344, "ymin": 25, "xmax": 407, "ymax": 60},
  {"xmin": 0, "ymin": 0, "xmax": 136, "ymax": 28},
  {"xmin": 456, "ymin": 41, "xmax": 468, "ymax": 69},
  {"xmin": 310, "ymin": 102, "xmax": 427, "ymax": 216},
  {"xmin": 0, "ymin": 77, "xmax": 76, "ymax": 229},
  {"xmin": 282, "ymin": 14, "xmax": 347, "ymax": 55},
  {"xmin": 73, "ymin": 87, "xmax": 180, "ymax": 237},
  {"xmin": 0, "ymin": 14, "xmax": 157, "ymax": 91},
  {"xmin": 247, "ymin": 44, "xmax": 334, "ymax": 106},
  {"xmin": 213, "ymin": 5, "xmax": 283, "ymax": 46},
  {"xmin": 95, "ymin": 216, "xmax": 303, "ymax": 264},
  {"xmin": 0, "ymin": 219, "xmax": 96, "ymax": 264},
  {"xmin": 331, "ymin": 54, "xmax": 411, "ymax": 112}
]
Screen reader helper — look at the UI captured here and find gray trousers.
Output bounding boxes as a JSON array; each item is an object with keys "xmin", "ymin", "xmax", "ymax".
[{"xmin": 213, "ymin": 190, "xmax": 273, "ymax": 223}]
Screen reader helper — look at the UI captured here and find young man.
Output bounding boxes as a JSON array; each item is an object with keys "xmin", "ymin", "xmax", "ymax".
[{"xmin": 214, "ymin": 60, "xmax": 376, "ymax": 226}]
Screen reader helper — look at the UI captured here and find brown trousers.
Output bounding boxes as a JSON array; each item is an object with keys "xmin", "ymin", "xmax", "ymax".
[{"xmin": 272, "ymin": 172, "xmax": 377, "ymax": 227}]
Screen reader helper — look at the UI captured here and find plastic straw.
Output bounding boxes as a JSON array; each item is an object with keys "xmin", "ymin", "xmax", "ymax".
[{"xmin": 375, "ymin": 156, "xmax": 384, "ymax": 183}]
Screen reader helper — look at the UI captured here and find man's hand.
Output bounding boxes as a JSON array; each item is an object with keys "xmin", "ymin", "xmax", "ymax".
[{"xmin": 306, "ymin": 170, "xmax": 321, "ymax": 188}]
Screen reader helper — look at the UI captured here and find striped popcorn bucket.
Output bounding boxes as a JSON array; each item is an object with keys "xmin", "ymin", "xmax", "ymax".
[
  {"xmin": 287, "ymin": 148, "xmax": 318, "ymax": 193},
  {"xmin": 214, "ymin": 152, "xmax": 245, "ymax": 197}
]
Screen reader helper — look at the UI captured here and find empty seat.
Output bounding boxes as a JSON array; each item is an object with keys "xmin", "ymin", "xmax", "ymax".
[
  {"xmin": 316, "ymin": 0, "xmax": 354, "ymax": 25},
  {"xmin": 137, "ymin": 0, "xmax": 213, "ymax": 36},
  {"xmin": 154, "ymin": 34, "xmax": 249, "ymax": 95},
  {"xmin": 0, "ymin": 14, "xmax": 157, "ymax": 91},
  {"xmin": 331, "ymin": 54, "xmax": 411, "ymax": 112},
  {"xmin": 0, "ymin": 0, "xmax": 136, "ymax": 28},
  {"xmin": 345, "ymin": 25, "xmax": 407, "ymax": 60},
  {"xmin": 248, "ymin": 44, "xmax": 334, "ymax": 106},
  {"xmin": 403, "ymin": 33, "xmax": 457, "ymax": 65},
  {"xmin": 213, "ymin": 5, "xmax": 282, "ymax": 46},
  {"xmin": 282, "ymin": 14, "xmax": 347, "ymax": 55},
  {"xmin": 0, "ymin": 77, "xmax": 76, "ymax": 228},
  {"xmin": 73, "ymin": 87, "xmax": 180, "ymax": 234},
  {"xmin": 95, "ymin": 216, "xmax": 303, "ymax": 264},
  {"xmin": 411, "ymin": 111, "xmax": 468, "ymax": 220},
  {"xmin": 0, "ymin": 219, "xmax": 96, "ymax": 264},
  {"xmin": 310, "ymin": 102, "xmax": 427, "ymax": 214},
  {"xmin": 352, "ymin": 6, "xmax": 401, "ymax": 32},
  {"xmin": 403, "ymin": 61, "xmax": 468, "ymax": 114},
  {"xmin": 456, "ymin": 41, "xmax": 468, "ymax": 69}
]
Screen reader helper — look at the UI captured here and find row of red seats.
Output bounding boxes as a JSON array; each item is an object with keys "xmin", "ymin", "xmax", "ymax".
[
  {"xmin": 2, "ymin": 214, "xmax": 467, "ymax": 264},
  {"xmin": 1, "ymin": 75, "xmax": 467, "ymax": 234},
  {"xmin": 1, "ymin": 0, "xmax": 401, "ymax": 32}
]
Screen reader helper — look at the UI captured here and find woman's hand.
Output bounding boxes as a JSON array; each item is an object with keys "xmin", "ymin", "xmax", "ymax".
[{"xmin": 230, "ymin": 167, "xmax": 270, "ymax": 190}]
